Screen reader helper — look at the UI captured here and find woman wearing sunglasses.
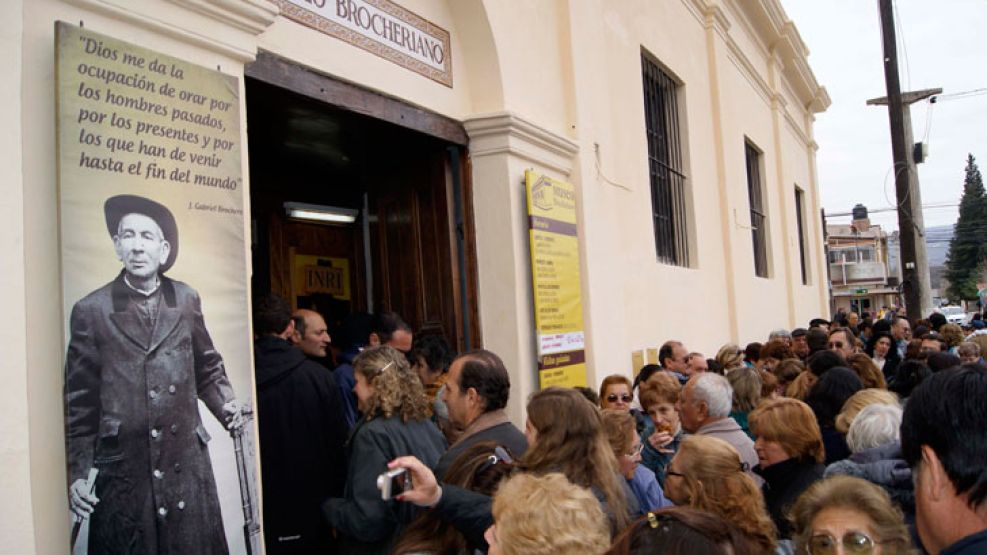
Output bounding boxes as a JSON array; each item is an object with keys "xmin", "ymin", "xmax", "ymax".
[
  {"xmin": 599, "ymin": 374, "xmax": 651, "ymax": 434},
  {"xmin": 789, "ymin": 475, "xmax": 916, "ymax": 554},
  {"xmin": 600, "ymin": 374, "xmax": 636, "ymax": 410}
]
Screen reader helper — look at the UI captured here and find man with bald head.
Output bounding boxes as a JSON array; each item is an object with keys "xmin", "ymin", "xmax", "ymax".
[{"xmin": 291, "ymin": 308, "xmax": 331, "ymax": 360}]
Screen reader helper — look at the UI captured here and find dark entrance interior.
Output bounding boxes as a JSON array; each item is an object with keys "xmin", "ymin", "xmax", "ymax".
[{"xmin": 244, "ymin": 63, "xmax": 479, "ymax": 352}]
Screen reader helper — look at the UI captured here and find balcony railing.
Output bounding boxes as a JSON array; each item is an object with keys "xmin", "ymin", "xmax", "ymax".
[{"xmin": 829, "ymin": 261, "xmax": 887, "ymax": 286}]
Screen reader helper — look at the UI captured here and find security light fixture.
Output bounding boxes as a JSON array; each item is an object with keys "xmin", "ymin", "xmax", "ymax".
[{"xmin": 283, "ymin": 201, "xmax": 358, "ymax": 224}]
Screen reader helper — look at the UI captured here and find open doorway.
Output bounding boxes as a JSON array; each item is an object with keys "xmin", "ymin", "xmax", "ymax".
[{"xmin": 244, "ymin": 63, "xmax": 479, "ymax": 353}]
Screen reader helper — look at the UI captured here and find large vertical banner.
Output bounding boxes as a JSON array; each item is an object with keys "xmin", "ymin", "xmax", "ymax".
[
  {"xmin": 525, "ymin": 170, "xmax": 588, "ymax": 388},
  {"xmin": 56, "ymin": 23, "xmax": 261, "ymax": 554}
]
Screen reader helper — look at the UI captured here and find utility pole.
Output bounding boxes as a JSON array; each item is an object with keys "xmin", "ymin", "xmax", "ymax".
[{"xmin": 867, "ymin": 0, "xmax": 939, "ymax": 320}]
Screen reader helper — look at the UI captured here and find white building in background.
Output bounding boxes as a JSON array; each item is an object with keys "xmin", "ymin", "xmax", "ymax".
[{"xmin": 827, "ymin": 206, "xmax": 899, "ymax": 315}]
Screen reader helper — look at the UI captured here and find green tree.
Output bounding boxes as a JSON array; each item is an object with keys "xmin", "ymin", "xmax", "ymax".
[{"xmin": 945, "ymin": 154, "xmax": 987, "ymax": 301}]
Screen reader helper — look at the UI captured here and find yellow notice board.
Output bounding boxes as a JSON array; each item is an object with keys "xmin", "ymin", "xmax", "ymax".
[{"xmin": 525, "ymin": 170, "xmax": 587, "ymax": 388}]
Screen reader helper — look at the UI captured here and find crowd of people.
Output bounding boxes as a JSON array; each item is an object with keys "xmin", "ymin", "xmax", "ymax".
[{"xmin": 252, "ymin": 295, "xmax": 987, "ymax": 555}]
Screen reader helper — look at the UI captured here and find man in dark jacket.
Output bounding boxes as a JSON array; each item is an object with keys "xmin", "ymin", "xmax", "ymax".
[
  {"xmin": 902, "ymin": 365, "xmax": 987, "ymax": 554},
  {"xmin": 65, "ymin": 195, "xmax": 243, "ymax": 554},
  {"xmin": 253, "ymin": 293, "xmax": 348, "ymax": 554},
  {"xmin": 434, "ymin": 350, "xmax": 527, "ymax": 479}
]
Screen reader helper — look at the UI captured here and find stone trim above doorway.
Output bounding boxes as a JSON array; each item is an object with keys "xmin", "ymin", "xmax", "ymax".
[
  {"xmin": 464, "ymin": 111, "xmax": 579, "ymax": 177},
  {"xmin": 63, "ymin": 0, "xmax": 278, "ymax": 62},
  {"xmin": 167, "ymin": 0, "xmax": 279, "ymax": 34}
]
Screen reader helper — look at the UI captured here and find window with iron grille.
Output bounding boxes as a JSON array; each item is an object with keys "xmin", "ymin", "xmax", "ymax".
[
  {"xmin": 745, "ymin": 142, "xmax": 768, "ymax": 277},
  {"xmin": 795, "ymin": 186, "xmax": 808, "ymax": 284},
  {"xmin": 642, "ymin": 54, "xmax": 689, "ymax": 267}
]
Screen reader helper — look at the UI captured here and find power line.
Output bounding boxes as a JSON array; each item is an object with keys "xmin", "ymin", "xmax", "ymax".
[
  {"xmin": 893, "ymin": 0, "xmax": 911, "ymax": 91},
  {"xmin": 826, "ymin": 202, "xmax": 958, "ymax": 217},
  {"xmin": 933, "ymin": 88, "xmax": 987, "ymax": 102},
  {"xmin": 919, "ymin": 86, "xmax": 987, "ymax": 149}
]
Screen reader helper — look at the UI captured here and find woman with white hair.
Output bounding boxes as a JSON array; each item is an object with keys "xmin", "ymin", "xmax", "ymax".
[{"xmin": 824, "ymin": 402, "xmax": 914, "ymax": 521}]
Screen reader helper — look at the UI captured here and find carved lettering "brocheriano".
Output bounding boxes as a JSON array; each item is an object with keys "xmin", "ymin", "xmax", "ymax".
[{"xmin": 274, "ymin": 0, "xmax": 453, "ymax": 87}]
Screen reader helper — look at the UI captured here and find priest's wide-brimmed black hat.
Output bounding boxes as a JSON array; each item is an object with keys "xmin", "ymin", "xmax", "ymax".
[{"xmin": 104, "ymin": 194, "xmax": 179, "ymax": 273}]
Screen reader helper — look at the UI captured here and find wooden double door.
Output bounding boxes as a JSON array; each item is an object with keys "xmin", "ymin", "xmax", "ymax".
[
  {"xmin": 246, "ymin": 53, "xmax": 479, "ymax": 352},
  {"xmin": 268, "ymin": 144, "xmax": 479, "ymax": 352}
]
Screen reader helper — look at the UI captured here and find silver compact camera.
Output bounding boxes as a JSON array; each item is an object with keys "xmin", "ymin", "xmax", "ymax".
[{"xmin": 377, "ymin": 468, "xmax": 412, "ymax": 501}]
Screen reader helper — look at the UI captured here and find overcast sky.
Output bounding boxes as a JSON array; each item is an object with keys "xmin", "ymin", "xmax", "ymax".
[{"xmin": 783, "ymin": 0, "xmax": 987, "ymax": 232}]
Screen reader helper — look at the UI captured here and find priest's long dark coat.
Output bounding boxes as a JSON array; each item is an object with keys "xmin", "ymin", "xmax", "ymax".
[{"xmin": 65, "ymin": 272, "xmax": 235, "ymax": 554}]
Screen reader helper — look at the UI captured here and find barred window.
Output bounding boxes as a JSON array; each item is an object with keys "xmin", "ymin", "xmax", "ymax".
[
  {"xmin": 745, "ymin": 142, "xmax": 768, "ymax": 277},
  {"xmin": 642, "ymin": 54, "xmax": 689, "ymax": 266}
]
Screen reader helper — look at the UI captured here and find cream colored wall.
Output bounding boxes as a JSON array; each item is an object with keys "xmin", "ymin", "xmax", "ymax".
[
  {"xmin": 562, "ymin": 0, "xmax": 734, "ymax": 387},
  {"xmin": 0, "ymin": 1, "xmax": 38, "ymax": 553},
  {"xmin": 781, "ymin": 110, "xmax": 828, "ymax": 325},
  {"xmin": 699, "ymin": 13, "xmax": 786, "ymax": 345},
  {"xmin": 482, "ymin": 0, "xmax": 576, "ymax": 138},
  {"xmin": 475, "ymin": 0, "xmax": 831, "ymax": 391},
  {"xmin": 459, "ymin": 0, "xmax": 829, "ymax": 393}
]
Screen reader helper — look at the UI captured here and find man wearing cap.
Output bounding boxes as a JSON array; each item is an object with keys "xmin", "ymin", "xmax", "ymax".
[{"xmin": 65, "ymin": 194, "xmax": 243, "ymax": 554}]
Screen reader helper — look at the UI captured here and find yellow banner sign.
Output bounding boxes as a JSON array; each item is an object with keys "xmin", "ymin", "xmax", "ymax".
[{"xmin": 525, "ymin": 170, "xmax": 586, "ymax": 389}]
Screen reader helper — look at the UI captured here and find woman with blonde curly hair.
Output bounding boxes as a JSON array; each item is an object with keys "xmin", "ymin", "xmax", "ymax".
[
  {"xmin": 662, "ymin": 435, "xmax": 777, "ymax": 552},
  {"xmin": 323, "ymin": 346, "xmax": 447, "ymax": 554},
  {"xmin": 485, "ymin": 472, "xmax": 611, "ymax": 555},
  {"xmin": 789, "ymin": 475, "xmax": 916, "ymax": 554}
]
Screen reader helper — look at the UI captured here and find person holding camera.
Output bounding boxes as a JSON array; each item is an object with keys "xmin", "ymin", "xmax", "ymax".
[
  {"xmin": 387, "ymin": 387, "xmax": 636, "ymax": 551},
  {"xmin": 322, "ymin": 345, "xmax": 446, "ymax": 555}
]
